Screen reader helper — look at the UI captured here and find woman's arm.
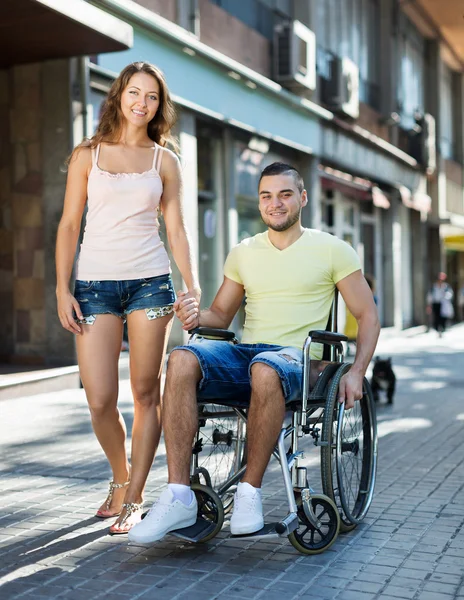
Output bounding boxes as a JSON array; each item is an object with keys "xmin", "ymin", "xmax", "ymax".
[
  {"xmin": 160, "ymin": 149, "xmax": 201, "ymax": 328},
  {"xmin": 55, "ymin": 147, "xmax": 91, "ymax": 334}
]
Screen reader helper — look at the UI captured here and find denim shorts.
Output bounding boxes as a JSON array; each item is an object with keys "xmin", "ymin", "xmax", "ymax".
[
  {"xmin": 73, "ymin": 274, "xmax": 176, "ymax": 324},
  {"xmin": 171, "ymin": 339, "xmax": 303, "ymax": 406}
]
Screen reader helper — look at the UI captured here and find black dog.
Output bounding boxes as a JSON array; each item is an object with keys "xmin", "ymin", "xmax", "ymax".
[{"xmin": 371, "ymin": 357, "xmax": 396, "ymax": 404}]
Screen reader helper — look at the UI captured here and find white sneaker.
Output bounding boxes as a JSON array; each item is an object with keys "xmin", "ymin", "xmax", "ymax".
[
  {"xmin": 230, "ymin": 482, "xmax": 264, "ymax": 535},
  {"xmin": 128, "ymin": 488, "xmax": 197, "ymax": 544}
]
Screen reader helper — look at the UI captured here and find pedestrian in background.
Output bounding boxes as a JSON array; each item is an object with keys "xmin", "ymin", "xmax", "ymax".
[
  {"xmin": 426, "ymin": 272, "xmax": 453, "ymax": 337},
  {"xmin": 55, "ymin": 62, "xmax": 200, "ymax": 534}
]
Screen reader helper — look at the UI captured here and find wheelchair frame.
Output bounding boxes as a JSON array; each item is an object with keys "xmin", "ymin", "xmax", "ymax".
[{"xmin": 172, "ymin": 294, "xmax": 378, "ymax": 554}]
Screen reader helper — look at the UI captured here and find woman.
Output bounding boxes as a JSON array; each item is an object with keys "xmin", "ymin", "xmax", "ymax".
[{"xmin": 56, "ymin": 62, "xmax": 200, "ymax": 534}]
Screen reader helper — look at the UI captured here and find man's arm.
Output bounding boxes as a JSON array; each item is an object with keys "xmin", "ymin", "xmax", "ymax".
[
  {"xmin": 175, "ymin": 276, "xmax": 244, "ymax": 331},
  {"xmin": 336, "ymin": 270, "xmax": 381, "ymax": 409}
]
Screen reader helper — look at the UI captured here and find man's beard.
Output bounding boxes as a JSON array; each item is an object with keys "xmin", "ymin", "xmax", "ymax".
[{"xmin": 261, "ymin": 210, "xmax": 301, "ymax": 232}]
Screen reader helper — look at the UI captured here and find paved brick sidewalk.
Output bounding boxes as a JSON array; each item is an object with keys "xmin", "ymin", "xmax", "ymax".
[{"xmin": 1, "ymin": 326, "xmax": 464, "ymax": 600}]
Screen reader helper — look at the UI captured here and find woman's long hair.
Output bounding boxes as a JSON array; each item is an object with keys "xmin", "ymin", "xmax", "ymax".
[{"xmin": 77, "ymin": 62, "xmax": 178, "ymax": 153}]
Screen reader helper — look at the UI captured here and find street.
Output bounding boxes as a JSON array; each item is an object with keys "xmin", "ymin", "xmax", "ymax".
[{"xmin": 1, "ymin": 326, "xmax": 464, "ymax": 600}]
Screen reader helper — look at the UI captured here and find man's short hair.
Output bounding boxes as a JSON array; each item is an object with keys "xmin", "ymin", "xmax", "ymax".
[{"xmin": 259, "ymin": 162, "xmax": 304, "ymax": 194}]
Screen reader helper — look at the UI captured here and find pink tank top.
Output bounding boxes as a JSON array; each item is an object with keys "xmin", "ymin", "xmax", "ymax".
[{"xmin": 75, "ymin": 143, "xmax": 171, "ymax": 281}]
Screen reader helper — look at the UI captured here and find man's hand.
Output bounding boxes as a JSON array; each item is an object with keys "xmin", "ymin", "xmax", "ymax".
[
  {"xmin": 338, "ymin": 369, "xmax": 364, "ymax": 410},
  {"xmin": 174, "ymin": 290, "xmax": 200, "ymax": 331}
]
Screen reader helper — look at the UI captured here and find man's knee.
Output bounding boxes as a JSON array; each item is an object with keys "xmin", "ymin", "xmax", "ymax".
[
  {"xmin": 167, "ymin": 349, "xmax": 201, "ymax": 381},
  {"xmin": 250, "ymin": 362, "xmax": 282, "ymax": 394}
]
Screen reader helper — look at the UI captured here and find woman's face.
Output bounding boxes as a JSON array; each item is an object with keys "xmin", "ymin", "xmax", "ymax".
[{"xmin": 120, "ymin": 71, "xmax": 160, "ymax": 128}]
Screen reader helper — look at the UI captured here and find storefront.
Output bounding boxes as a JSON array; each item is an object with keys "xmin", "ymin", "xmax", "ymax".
[
  {"xmin": 0, "ymin": 0, "xmax": 133, "ymax": 366},
  {"xmin": 89, "ymin": 6, "xmax": 326, "ymax": 345},
  {"xmin": 319, "ymin": 121, "xmax": 430, "ymax": 328}
]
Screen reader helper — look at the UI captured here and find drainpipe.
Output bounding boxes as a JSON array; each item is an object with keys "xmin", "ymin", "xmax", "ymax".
[{"xmin": 79, "ymin": 56, "xmax": 91, "ymax": 140}]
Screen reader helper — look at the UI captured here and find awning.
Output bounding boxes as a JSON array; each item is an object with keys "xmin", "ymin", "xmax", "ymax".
[
  {"xmin": 319, "ymin": 165, "xmax": 390, "ymax": 209},
  {"xmin": 398, "ymin": 185, "xmax": 432, "ymax": 213},
  {"xmin": 1, "ymin": 0, "xmax": 133, "ymax": 68},
  {"xmin": 444, "ymin": 235, "xmax": 464, "ymax": 252}
]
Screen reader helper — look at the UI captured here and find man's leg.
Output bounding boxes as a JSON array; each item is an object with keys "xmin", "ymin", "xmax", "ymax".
[
  {"xmin": 129, "ymin": 341, "xmax": 251, "ymax": 544},
  {"xmin": 242, "ymin": 363, "xmax": 285, "ymax": 488},
  {"xmin": 128, "ymin": 349, "xmax": 200, "ymax": 543},
  {"xmin": 230, "ymin": 348, "xmax": 302, "ymax": 535},
  {"xmin": 163, "ymin": 349, "xmax": 202, "ymax": 485}
]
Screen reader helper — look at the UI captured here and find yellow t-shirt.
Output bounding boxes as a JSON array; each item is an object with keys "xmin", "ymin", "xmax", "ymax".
[{"xmin": 224, "ymin": 229, "xmax": 361, "ymax": 355}]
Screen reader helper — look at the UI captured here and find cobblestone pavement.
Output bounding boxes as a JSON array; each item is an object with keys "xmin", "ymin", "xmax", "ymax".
[{"xmin": 1, "ymin": 326, "xmax": 464, "ymax": 600}]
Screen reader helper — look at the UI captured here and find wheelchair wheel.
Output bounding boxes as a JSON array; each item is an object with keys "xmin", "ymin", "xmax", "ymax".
[
  {"xmin": 320, "ymin": 363, "xmax": 378, "ymax": 531},
  {"xmin": 193, "ymin": 405, "xmax": 247, "ymax": 514},
  {"xmin": 288, "ymin": 493, "xmax": 340, "ymax": 554},
  {"xmin": 191, "ymin": 482, "xmax": 224, "ymax": 543}
]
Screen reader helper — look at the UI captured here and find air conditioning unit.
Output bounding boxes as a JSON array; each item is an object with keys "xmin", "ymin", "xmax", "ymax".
[
  {"xmin": 324, "ymin": 57, "xmax": 359, "ymax": 119},
  {"xmin": 409, "ymin": 113, "xmax": 436, "ymax": 175},
  {"xmin": 274, "ymin": 20, "xmax": 316, "ymax": 92}
]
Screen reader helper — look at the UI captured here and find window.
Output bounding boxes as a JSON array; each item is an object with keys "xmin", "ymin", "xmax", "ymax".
[
  {"xmin": 397, "ymin": 16, "xmax": 425, "ymax": 130},
  {"xmin": 209, "ymin": 0, "xmax": 291, "ymax": 39},
  {"xmin": 316, "ymin": 0, "xmax": 380, "ymax": 110},
  {"xmin": 440, "ymin": 64, "xmax": 456, "ymax": 161}
]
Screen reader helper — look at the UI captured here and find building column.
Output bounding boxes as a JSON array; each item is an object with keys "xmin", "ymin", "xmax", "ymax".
[
  {"xmin": 298, "ymin": 153, "xmax": 320, "ymax": 229},
  {"xmin": 0, "ymin": 68, "xmax": 14, "ymax": 360},
  {"xmin": 42, "ymin": 59, "xmax": 76, "ymax": 366},
  {"xmin": 173, "ymin": 111, "xmax": 198, "ymax": 345}
]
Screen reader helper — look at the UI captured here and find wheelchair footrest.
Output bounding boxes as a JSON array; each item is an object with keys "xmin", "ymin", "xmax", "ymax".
[
  {"xmin": 230, "ymin": 522, "xmax": 280, "ymax": 540},
  {"xmin": 171, "ymin": 517, "xmax": 216, "ymax": 542}
]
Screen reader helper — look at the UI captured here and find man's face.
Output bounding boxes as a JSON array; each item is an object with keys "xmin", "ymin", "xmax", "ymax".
[{"xmin": 258, "ymin": 174, "xmax": 307, "ymax": 232}]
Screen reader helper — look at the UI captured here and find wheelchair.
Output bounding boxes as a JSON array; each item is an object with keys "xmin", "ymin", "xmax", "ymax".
[{"xmin": 170, "ymin": 295, "xmax": 378, "ymax": 555}]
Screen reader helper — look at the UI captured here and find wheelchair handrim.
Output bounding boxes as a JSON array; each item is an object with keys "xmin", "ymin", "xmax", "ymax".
[{"xmin": 335, "ymin": 381, "xmax": 378, "ymax": 525}]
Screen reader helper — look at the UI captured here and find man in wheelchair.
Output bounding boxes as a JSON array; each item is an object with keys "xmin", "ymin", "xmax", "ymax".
[{"xmin": 129, "ymin": 162, "xmax": 380, "ymax": 545}]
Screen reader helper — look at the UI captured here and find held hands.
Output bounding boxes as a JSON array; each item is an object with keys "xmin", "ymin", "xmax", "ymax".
[
  {"xmin": 338, "ymin": 369, "xmax": 364, "ymax": 410},
  {"xmin": 174, "ymin": 289, "xmax": 201, "ymax": 331},
  {"xmin": 56, "ymin": 289, "xmax": 83, "ymax": 335}
]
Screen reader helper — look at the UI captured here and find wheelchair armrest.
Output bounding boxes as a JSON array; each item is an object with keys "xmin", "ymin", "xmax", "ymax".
[
  {"xmin": 308, "ymin": 330, "xmax": 348, "ymax": 345},
  {"xmin": 188, "ymin": 327, "xmax": 237, "ymax": 341}
]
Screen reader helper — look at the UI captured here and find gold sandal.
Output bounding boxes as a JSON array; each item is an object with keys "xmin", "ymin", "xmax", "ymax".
[
  {"xmin": 109, "ymin": 501, "xmax": 143, "ymax": 535},
  {"xmin": 95, "ymin": 480, "xmax": 130, "ymax": 519}
]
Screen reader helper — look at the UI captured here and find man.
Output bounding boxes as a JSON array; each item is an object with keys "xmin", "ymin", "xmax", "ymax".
[
  {"xmin": 129, "ymin": 162, "xmax": 380, "ymax": 544},
  {"xmin": 426, "ymin": 272, "xmax": 454, "ymax": 337}
]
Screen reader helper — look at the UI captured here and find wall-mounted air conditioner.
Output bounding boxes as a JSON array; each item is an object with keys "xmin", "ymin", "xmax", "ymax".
[
  {"xmin": 274, "ymin": 20, "xmax": 316, "ymax": 92},
  {"xmin": 324, "ymin": 57, "xmax": 359, "ymax": 119},
  {"xmin": 409, "ymin": 113, "xmax": 436, "ymax": 175}
]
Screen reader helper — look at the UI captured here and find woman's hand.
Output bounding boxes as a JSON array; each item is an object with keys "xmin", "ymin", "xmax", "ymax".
[
  {"xmin": 57, "ymin": 288, "xmax": 84, "ymax": 335},
  {"xmin": 174, "ymin": 289, "xmax": 201, "ymax": 331}
]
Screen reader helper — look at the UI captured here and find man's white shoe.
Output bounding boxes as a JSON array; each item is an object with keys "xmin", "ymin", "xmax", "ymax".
[
  {"xmin": 128, "ymin": 488, "xmax": 197, "ymax": 544},
  {"xmin": 230, "ymin": 482, "xmax": 264, "ymax": 535}
]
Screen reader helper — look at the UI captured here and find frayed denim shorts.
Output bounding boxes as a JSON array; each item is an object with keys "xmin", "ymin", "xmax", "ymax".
[
  {"xmin": 74, "ymin": 274, "xmax": 176, "ymax": 324},
  {"xmin": 171, "ymin": 339, "xmax": 303, "ymax": 406}
]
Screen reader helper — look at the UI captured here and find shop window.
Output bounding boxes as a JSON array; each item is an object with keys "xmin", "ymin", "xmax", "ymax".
[
  {"xmin": 88, "ymin": 87, "xmax": 107, "ymax": 135},
  {"xmin": 321, "ymin": 192, "xmax": 335, "ymax": 234}
]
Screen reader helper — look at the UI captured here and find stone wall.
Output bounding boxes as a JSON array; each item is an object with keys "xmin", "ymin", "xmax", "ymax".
[
  {"xmin": 8, "ymin": 64, "xmax": 45, "ymax": 363},
  {"xmin": 0, "ymin": 69, "xmax": 14, "ymax": 358},
  {"xmin": 0, "ymin": 60, "xmax": 75, "ymax": 366}
]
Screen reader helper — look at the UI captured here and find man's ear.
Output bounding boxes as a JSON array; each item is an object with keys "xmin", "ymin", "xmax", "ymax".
[{"xmin": 301, "ymin": 189, "xmax": 308, "ymax": 208}]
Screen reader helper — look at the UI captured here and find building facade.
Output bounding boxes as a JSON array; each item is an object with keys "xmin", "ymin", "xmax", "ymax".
[{"xmin": 1, "ymin": 0, "xmax": 464, "ymax": 366}]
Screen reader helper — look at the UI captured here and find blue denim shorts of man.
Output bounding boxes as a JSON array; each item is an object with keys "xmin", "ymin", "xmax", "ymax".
[
  {"xmin": 172, "ymin": 338, "xmax": 303, "ymax": 405},
  {"xmin": 73, "ymin": 274, "xmax": 176, "ymax": 324}
]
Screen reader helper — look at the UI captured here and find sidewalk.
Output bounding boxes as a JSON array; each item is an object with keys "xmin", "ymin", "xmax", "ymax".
[
  {"xmin": 0, "ymin": 323, "xmax": 454, "ymax": 402},
  {"xmin": 1, "ymin": 326, "xmax": 464, "ymax": 599}
]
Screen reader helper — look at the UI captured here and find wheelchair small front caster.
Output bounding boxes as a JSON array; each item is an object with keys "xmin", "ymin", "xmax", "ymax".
[
  {"xmin": 288, "ymin": 493, "xmax": 340, "ymax": 554},
  {"xmin": 171, "ymin": 483, "xmax": 224, "ymax": 543},
  {"xmin": 192, "ymin": 483, "xmax": 224, "ymax": 542}
]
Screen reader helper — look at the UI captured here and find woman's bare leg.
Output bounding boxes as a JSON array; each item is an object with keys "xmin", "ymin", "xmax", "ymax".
[
  {"xmin": 110, "ymin": 309, "xmax": 173, "ymax": 532},
  {"xmin": 76, "ymin": 314, "xmax": 129, "ymax": 516}
]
